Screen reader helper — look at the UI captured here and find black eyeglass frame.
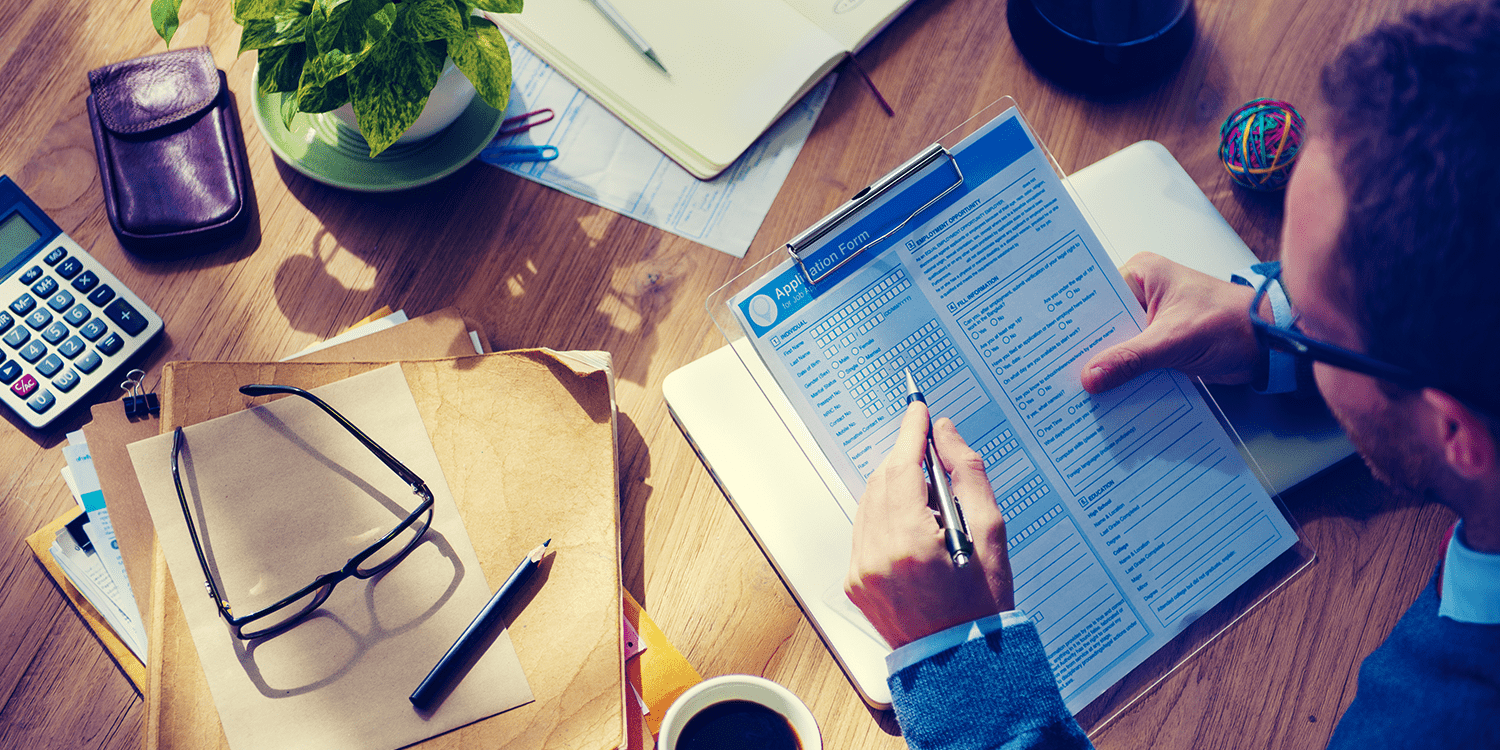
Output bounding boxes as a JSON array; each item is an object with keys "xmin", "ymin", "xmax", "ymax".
[
  {"xmin": 171, "ymin": 384, "xmax": 435, "ymax": 640},
  {"xmin": 1247, "ymin": 275, "xmax": 1426, "ymax": 390}
]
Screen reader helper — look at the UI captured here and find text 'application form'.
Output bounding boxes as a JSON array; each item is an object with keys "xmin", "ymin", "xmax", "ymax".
[{"xmin": 731, "ymin": 109, "xmax": 1297, "ymax": 711}]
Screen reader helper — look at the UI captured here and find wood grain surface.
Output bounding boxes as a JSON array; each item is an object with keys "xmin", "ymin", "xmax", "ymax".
[{"xmin": 0, "ymin": 0, "xmax": 1457, "ymax": 748}]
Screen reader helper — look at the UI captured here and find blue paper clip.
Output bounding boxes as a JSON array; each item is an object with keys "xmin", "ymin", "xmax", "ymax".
[{"xmin": 479, "ymin": 144, "xmax": 559, "ymax": 164}]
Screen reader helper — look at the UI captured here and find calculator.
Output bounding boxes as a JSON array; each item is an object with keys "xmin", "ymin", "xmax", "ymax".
[{"xmin": 0, "ymin": 176, "xmax": 163, "ymax": 429}]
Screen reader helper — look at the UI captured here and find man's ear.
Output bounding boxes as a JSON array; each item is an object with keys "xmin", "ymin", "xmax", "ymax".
[{"xmin": 1422, "ymin": 388, "xmax": 1498, "ymax": 480}]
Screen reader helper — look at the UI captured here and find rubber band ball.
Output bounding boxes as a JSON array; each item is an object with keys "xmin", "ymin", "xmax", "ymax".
[{"xmin": 1219, "ymin": 99, "xmax": 1306, "ymax": 190}]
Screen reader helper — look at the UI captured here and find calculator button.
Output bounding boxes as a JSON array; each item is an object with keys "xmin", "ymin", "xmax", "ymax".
[
  {"xmin": 11, "ymin": 373, "xmax": 39, "ymax": 398},
  {"xmin": 58, "ymin": 337, "xmax": 84, "ymax": 359},
  {"xmin": 71, "ymin": 270, "xmax": 99, "ymax": 293},
  {"xmin": 64, "ymin": 305, "xmax": 89, "ymax": 326},
  {"xmin": 4, "ymin": 327, "xmax": 29, "ymax": 349},
  {"xmin": 20, "ymin": 266, "xmax": 42, "ymax": 285},
  {"xmin": 42, "ymin": 321, "xmax": 68, "ymax": 344},
  {"xmin": 52, "ymin": 368, "xmax": 80, "ymax": 393},
  {"xmin": 0, "ymin": 360, "xmax": 19, "ymax": 384},
  {"xmin": 25, "ymin": 309, "xmax": 52, "ymax": 330},
  {"xmin": 55, "ymin": 257, "xmax": 83, "ymax": 279},
  {"xmin": 26, "ymin": 387, "xmax": 55, "ymax": 415},
  {"xmin": 98, "ymin": 332, "xmax": 124, "ymax": 355},
  {"xmin": 0, "ymin": 312, "xmax": 11, "ymax": 333},
  {"xmin": 19, "ymin": 340, "xmax": 46, "ymax": 363},
  {"xmin": 88, "ymin": 284, "xmax": 115, "ymax": 307},
  {"xmin": 104, "ymin": 298, "xmax": 149, "ymax": 336},
  {"xmin": 43, "ymin": 246, "xmax": 65, "ymax": 265},
  {"xmin": 9, "ymin": 294, "xmax": 35, "ymax": 315},
  {"xmin": 30, "ymin": 276, "xmax": 58, "ymax": 298},
  {"xmin": 74, "ymin": 350, "xmax": 101, "ymax": 374},
  {"xmin": 79, "ymin": 318, "xmax": 107, "ymax": 341},
  {"xmin": 48, "ymin": 290, "xmax": 74, "ymax": 312},
  {"xmin": 36, "ymin": 353, "xmax": 62, "ymax": 378}
]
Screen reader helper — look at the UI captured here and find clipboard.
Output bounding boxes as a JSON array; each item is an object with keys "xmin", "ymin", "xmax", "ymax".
[{"xmin": 668, "ymin": 98, "xmax": 1318, "ymax": 729}]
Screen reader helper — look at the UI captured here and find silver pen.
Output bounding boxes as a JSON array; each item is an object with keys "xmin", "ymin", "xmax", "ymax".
[
  {"xmin": 586, "ymin": 0, "xmax": 670, "ymax": 74},
  {"xmin": 905, "ymin": 369, "xmax": 974, "ymax": 568}
]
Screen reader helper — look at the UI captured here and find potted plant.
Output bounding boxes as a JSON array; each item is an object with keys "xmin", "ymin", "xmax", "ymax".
[{"xmin": 151, "ymin": 0, "xmax": 520, "ymax": 156}]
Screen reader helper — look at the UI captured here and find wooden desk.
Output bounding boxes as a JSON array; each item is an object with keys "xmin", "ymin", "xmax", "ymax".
[{"xmin": 0, "ymin": 0, "xmax": 1458, "ymax": 747}]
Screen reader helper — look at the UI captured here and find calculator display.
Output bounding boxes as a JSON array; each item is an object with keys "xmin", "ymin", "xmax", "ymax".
[{"xmin": 0, "ymin": 212, "xmax": 41, "ymax": 266}]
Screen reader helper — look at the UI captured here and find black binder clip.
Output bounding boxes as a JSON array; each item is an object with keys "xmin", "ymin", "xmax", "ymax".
[
  {"xmin": 121, "ymin": 369, "xmax": 159, "ymax": 419},
  {"xmin": 65, "ymin": 511, "xmax": 94, "ymax": 551},
  {"xmin": 787, "ymin": 143, "xmax": 965, "ymax": 286}
]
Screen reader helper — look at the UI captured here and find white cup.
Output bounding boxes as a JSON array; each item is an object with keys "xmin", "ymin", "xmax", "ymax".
[{"xmin": 657, "ymin": 674, "xmax": 822, "ymax": 750}]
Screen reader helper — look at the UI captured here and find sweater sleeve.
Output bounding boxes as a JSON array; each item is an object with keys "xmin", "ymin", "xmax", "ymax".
[{"xmin": 889, "ymin": 618, "xmax": 1093, "ymax": 750}]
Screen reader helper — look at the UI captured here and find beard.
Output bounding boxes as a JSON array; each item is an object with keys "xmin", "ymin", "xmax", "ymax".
[{"xmin": 1327, "ymin": 391, "xmax": 1436, "ymax": 501}]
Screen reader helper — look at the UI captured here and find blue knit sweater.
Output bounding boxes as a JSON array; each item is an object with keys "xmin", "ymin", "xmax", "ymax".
[{"xmin": 888, "ymin": 571, "xmax": 1500, "ymax": 749}]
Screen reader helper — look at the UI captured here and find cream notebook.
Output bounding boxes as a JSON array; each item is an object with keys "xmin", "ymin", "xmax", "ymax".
[{"xmin": 495, "ymin": 0, "xmax": 916, "ymax": 179}]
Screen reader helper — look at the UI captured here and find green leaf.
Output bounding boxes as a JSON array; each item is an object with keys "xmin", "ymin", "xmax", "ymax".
[
  {"xmin": 305, "ymin": 0, "xmax": 396, "ymax": 85},
  {"xmin": 297, "ymin": 72, "xmax": 350, "ymax": 113},
  {"xmin": 348, "ymin": 35, "xmax": 444, "ymax": 156},
  {"xmin": 397, "ymin": 0, "xmax": 465, "ymax": 42},
  {"xmin": 467, "ymin": 0, "xmax": 522, "ymax": 14},
  {"xmin": 293, "ymin": 22, "xmax": 350, "ymax": 112},
  {"xmin": 235, "ymin": 0, "xmax": 310, "ymax": 22},
  {"xmin": 238, "ymin": 11, "xmax": 309, "ymax": 54},
  {"xmin": 450, "ymin": 21, "xmax": 511, "ymax": 112},
  {"xmin": 256, "ymin": 43, "xmax": 307, "ymax": 94},
  {"xmin": 280, "ymin": 90, "xmax": 302, "ymax": 130},
  {"xmin": 151, "ymin": 0, "xmax": 181, "ymax": 45}
]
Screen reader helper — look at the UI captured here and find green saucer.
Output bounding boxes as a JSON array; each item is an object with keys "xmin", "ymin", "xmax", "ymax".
[{"xmin": 251, "ymin": 88, "xmax": 503, "ymax": 192}]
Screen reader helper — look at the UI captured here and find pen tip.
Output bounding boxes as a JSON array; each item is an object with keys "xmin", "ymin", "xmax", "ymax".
[
  {"xmin": 645, "ymin": 50, "xmax": 669, "ymax": 75},
  {"xmin": 905, "ymin": 368, "xmax": 916, "ymax": 392},
  {"xmin": 543, "ymin": 539, "xmax": 551, "ymax": 547}
]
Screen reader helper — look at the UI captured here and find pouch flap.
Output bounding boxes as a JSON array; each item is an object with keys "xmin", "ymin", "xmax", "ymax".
[{"xmin": 88, "ymin": 47, "xmax": 221, "ymax": 135}]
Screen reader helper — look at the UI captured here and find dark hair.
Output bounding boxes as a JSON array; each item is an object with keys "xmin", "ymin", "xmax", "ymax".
[{"xmin": 1320, "ymin": 0, "xmax": 1500, "ymax": 416}]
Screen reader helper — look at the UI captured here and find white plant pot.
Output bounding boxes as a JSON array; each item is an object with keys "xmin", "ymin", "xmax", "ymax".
[{"xmin": 331, "ymin": 59, "xmax": 477, "ymax": 145}]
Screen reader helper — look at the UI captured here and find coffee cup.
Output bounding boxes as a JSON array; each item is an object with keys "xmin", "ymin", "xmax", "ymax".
[{"xmin": 657, "ymin": 674, "xmax": 822, "ymax": 750}]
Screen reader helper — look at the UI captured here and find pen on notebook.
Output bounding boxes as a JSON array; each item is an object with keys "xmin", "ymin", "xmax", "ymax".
[
  {"xmin": 905, "ymin": 369, "xmax": 974, "ymax": 568},
  {"xmin": 410, "ymin": 539, "xmax": 550, "ymax": 711},
  {"xmin": 586, "ymin": 0, "xmax": 669, "ymax": 74}
]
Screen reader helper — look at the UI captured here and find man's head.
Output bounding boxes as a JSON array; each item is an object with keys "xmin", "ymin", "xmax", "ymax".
[{"xmin": 1279, "ymin": 0, "xmax": 1500, "ymax": 538}]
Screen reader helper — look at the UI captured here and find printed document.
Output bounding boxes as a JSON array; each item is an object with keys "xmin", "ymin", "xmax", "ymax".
[
  {"xmin": 491, "ymin": 39, "xmax": 831, "ymax": 258},
  {"xmin": 728, "ymin": 107, "xmax": 1298, "ymax": 711}
]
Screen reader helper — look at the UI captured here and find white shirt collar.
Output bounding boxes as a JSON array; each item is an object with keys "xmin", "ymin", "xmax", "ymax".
[{"xmin": 1438, "ymin": 520, "xmax": 1500, "ymax": 624}]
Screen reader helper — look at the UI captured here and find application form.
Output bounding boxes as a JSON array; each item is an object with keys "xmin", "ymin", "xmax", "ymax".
[{"xmin": 729, "ymin": 107, "xmax": 1298, "ymax": 711}]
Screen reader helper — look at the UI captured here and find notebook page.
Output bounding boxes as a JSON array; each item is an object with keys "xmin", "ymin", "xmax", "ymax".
[
  {"xmin": 496, "ymin": 0, "xmax": 843, "ymax": 177},
  {"xmin": 781, "ymin": 0, "xmax": 921, "ymax": 52}
]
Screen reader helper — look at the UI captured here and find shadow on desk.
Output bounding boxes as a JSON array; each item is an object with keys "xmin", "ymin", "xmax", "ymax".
[{"xmin": 265, "ymin": 157, "xmax": 684, "ymax": 389}]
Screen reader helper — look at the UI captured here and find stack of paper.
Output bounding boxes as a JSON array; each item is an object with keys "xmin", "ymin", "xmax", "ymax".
[{"xmin": 49, "ymin": 433, "xmax": 147, "ymax": 661}]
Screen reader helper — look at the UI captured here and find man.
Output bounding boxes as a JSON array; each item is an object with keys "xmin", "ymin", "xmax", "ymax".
[{"xmin": 845, "ymin": 2, "xmax": 1500, "ymax": 748}]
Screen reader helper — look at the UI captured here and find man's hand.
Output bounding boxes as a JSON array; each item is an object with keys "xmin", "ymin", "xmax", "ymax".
[
  {"xmin": 845, "ymin": 402, "xmax": 1014, "ymax": 649},
  {"xmin": 1081, "ymin": 252, "xmax": 1263, "ymax": 394}
]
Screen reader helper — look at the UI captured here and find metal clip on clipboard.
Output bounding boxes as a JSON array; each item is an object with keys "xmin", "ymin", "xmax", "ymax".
[{"xmin": 787, "ymin": 144, "xmax": 965, "ymax": 286}]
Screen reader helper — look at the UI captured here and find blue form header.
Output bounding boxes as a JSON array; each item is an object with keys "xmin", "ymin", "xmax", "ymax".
[{"xmin": 739, "ymin": 113, "xmax": 1036, "ymax": 339}]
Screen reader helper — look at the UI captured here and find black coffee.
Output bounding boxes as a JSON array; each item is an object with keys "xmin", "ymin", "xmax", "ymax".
[{"xmin": 677, "ymin": 699, "xmax": 800, "ymax": 750}]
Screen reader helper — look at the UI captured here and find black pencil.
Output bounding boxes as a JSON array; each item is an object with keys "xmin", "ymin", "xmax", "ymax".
[{"xmin": 410, "ymin": 539, "xmax": 550, "ymax": 711}]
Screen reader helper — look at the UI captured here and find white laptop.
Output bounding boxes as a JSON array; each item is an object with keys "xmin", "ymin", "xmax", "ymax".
[{"xmin": 663, "ymin": 140, "xmax": 1353, "ymax": 708}]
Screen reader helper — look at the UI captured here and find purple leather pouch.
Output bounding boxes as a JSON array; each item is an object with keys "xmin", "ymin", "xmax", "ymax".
[{"xmin": 86, "ymin": 47, "xmax": 252, "ymax": 258}]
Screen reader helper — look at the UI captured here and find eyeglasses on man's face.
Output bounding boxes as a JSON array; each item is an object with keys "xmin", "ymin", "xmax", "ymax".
[
  {"xmin": 170, "ymin": 384, "xmax": 435, "ymax": 640},
  {"xmin": 1247, "ymin": 274, "xmax": 1426, "ymax": 390}
]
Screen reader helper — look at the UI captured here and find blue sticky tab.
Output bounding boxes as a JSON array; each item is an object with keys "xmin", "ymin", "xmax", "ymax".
[{"xmin": 81, "ymin": 489, "xmax": 106, "ymax": 513}]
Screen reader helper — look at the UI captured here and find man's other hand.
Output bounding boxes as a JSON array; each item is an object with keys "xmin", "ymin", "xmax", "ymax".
[
  {"xmin": 845, "ymin": 402, "xmax": 1014, "ymax": 649},
  {"xmin": 1081, "ymin": 252, "xmax": 1263, "ymax": 394}
]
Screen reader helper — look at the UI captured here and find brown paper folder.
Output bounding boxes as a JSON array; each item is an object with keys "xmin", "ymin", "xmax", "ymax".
[{"xmin": 142, "ymin": 351, "xmax": 624, "ymax": 749}]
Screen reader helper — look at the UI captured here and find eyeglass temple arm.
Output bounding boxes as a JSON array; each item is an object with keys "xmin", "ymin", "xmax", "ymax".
[
  {"xmin": 172, "ymin": 427, "xmax": 233, "ymax": 613},
  {"xmin": 238, "ymin": 384, "xmax": 431, "ymax": 493}
]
